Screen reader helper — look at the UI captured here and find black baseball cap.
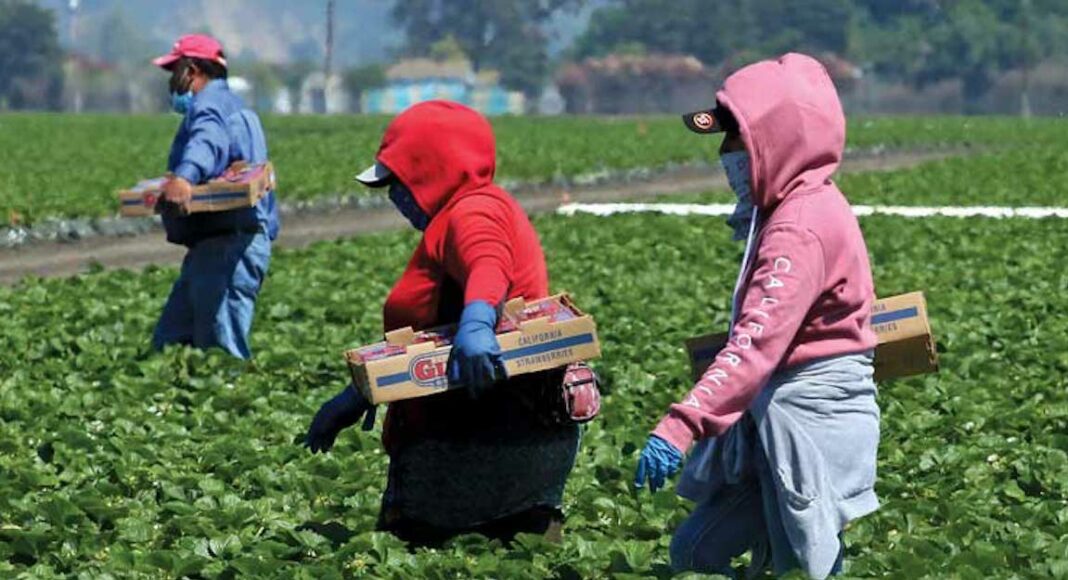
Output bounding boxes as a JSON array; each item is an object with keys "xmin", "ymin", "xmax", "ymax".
[
  {"xmin": 681, "ymin": 103, "xmax": 739, "ymax": 135},
  {"xmin": 355, "ymin": 161, "xmax": 393, "ymax": 187}
]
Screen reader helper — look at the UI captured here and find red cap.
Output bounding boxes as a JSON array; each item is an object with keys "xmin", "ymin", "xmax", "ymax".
[{"xmin": 152, "ymin": 34, "xmax": 227, "ymax": 70}]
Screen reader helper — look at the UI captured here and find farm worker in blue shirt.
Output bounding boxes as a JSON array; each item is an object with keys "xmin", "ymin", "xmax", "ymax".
[{"xmin": 150, "ymin": 34, "xmax": 280, "ymax": 360}]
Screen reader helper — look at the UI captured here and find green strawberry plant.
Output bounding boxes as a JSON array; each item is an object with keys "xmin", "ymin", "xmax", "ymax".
[
  {"xmin": 0, "ymin": 204, "xmax": 1066, "ymax": 577},
  {"xmin": 0, "ymin": 114, "xmax": 1056, "ymax": 224}
]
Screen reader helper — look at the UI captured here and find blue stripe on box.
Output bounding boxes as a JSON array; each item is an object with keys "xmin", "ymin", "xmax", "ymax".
[
  {"xmin": 193, "ymin": 191, "xmax": 248, "ymax": 203},
  {"xmin": 872, "ymin": 307, "xmax": 919, "ymax": 326},
  {"xmin": 500, "ymin": 333, "xmax": 596, "ymax": 361},
  {"xmin": 374, "ymin": 333, "xmax": 596, "ymax": 388},
  {"xmin": 376, "ymin": 372, "xmax": 411, "ymax": 387},
  {"xmin": 122, "ymin": 191, "xmax": 244, "ymax": 207}
]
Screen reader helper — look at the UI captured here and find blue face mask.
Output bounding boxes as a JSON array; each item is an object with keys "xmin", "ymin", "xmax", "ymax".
[
  {"xmin": 170, "ymin": 91, "xmax": 194, "ymax": 115},
  {"xmin": 389, "ymin": 181, "xmax": 430, "ymax": 231},
  {"xmin": 721, "ymin": 150, "xmax": 755, "ymax": 241}
]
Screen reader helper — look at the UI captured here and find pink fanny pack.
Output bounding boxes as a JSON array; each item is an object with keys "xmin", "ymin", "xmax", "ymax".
[{"xmin": 557, "ymin": 362, "xmax": 601, "ymax": 424}]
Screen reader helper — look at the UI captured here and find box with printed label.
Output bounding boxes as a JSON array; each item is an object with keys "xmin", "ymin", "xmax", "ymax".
[
  {"xmin": 118, "ymin": 161, "xmax": 275, "ymax": 217},
  {"xmin": 345, "ymin": 293, "xmax": 602, "ymax": 404},
  {"xmin": 686, "ymin": 291, "xmax": 938, "ymax": 383}
]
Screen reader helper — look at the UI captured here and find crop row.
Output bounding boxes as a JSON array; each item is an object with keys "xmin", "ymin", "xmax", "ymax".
[
  {"xmin": 0, "ymin": 114, "xmax": 1056, "ymax": 224},
  {"xmin": 665, "ymin": 141, "xmax": 1068, "ymax": 209},
  {"xmin": 0, "ymin": 203, "xmax": 1065, "ymax": 576}
]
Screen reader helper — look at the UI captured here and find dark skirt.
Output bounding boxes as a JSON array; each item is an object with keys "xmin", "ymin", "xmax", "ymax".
[{"xmin": 379, "ymin": 369, "xmax": 581, "ymax": 533}]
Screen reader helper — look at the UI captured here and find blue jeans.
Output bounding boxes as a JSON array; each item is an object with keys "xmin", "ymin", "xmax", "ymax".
[
  {"xmin": 152, "ymin": 230, "xmax": 271, "ymax": 360},
  {"xmin": 670, "ymin": 444, "xmax": 845, "ymax": 578}
]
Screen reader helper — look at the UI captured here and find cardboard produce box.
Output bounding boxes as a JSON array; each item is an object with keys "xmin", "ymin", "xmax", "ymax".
[
  {"xmin": 346, "ymin": 294, "xmax": 602, "ymax": 404},
  {"xmin": 118, "ymin": 162, "xmax": 275, "ymax": 217},
  {"xmin": 686, "ymin": 291, "xmax": 938, "ymax": 383},
  {"xmin": 869, "ymin": 292, "xmax": 939, "ymax": 381}
]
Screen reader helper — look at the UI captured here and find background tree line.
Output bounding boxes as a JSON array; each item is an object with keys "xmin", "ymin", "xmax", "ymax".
[
  {"xmin": 571, "ymin": 0, "xmax": 1066, "ymax": 108},
  {"xmin": 3, "ymin": 0, "xmax": 1067, "ymax": 112},
  {"xmin": 391, "ymin": 0, "xmax": 1067, "ymax": 109}
]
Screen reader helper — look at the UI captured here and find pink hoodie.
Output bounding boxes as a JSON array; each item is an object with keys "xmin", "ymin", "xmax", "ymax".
[{"xmin": 654, "ymin": 53, "xmax": 877, "ymax": 452}]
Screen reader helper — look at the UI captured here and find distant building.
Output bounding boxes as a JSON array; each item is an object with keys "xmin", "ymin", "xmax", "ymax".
[
  {"xmin": 228, "ymin": 77, "xmax": 253, "ymax": 104},
  {"xmin": 63, "ymin": 52, "xmax": 158, "ymax": 113},
  {"xmin": 537, "ymin": 84, "xmax": 566, "ymax": 116},
  {"xmin": 557, "ymin": 53, "xmax": 716, "ymax": 115},
  {"xmin": 63, "ymin": 52, "xmax": 114, "ymax": 112},
  {"xmin": 558, "ymin": 52, "xmax": 866, "ymax": 115},
  {"xmin": 815, "ymin": 53, "xmax": 864, "ymax": 93},
  {"xmin": 272, "ymin": 89, "xmax": 294, "ymax": 115},
  {"xmin": 363, "ymin": 58, "xmax": 524, "ymax": 116},
  {"xmin": 714, "ymin": 52, "xmax": 864, "ymax": 92},
  {"xmin": 298, "ymin": 72, "xmax": 349, "ymax": 114}
]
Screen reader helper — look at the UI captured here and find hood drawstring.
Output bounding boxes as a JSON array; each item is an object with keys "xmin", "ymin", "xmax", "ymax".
[{"xmin": 729, "ymin": 206, "xmax": 761, "ymax": 337}]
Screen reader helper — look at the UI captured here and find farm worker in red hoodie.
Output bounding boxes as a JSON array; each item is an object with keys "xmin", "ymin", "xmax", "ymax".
[
  {"xmin": 634, "ymin": 54, "xmax": 881, "ymax": 578},
  {"xmin": 304, "ymin": 100, "xmax": 581, "ymax": 546},
  {"xmin": 150, "ymin": 34, "xmax": 280, "ymax": 360}
]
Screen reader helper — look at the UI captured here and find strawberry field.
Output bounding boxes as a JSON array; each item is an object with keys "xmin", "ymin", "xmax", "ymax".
[
  {"xmin": 0, "ymin": 114, "xmax": 1059, "ymax": 224},
  {"xmin": 1, "ymin": 116, "xmax": 1067, "ymax": 578}
]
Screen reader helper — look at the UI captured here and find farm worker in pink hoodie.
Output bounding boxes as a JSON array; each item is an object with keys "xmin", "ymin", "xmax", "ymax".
[{"xmin": 634, "ymin": 53, "xmax": 881, "ymax": 578}]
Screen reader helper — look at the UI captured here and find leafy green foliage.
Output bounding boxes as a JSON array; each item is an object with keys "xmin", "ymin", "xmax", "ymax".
[
  {"xmin": 1, "ymin": 174, "xmax": 1066, "ymax": 576},
  {"xmin": 577, "ymin": 0, "xmax": 1067, "ymax": 105},
  {"xmin": 851, "ymin": 0, "xmax": 1058, "ymax": 107},
  {"xmin": 0, "ymin": 114, "xmax": 1057, "ymax": 225},
  {"xmin": 668, "ymin": 117, "xmax": 1068, "ymax": 207},
  {"xmin": 575, "ymin": 0, "xmax": 853, "ymax": 63},
  {"xmin": 0, "ymin": 0, "xmax": 64, "ymax": 111},
  {"xmin": 391, "ymin": 0, "xmax": 584, "ymax": 96},
  {"xmin": 838, "ymin": 147, "xmax": 1068, "ymax": 206}
]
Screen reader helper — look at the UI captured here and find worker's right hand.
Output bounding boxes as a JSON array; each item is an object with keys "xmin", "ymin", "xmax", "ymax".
[
  {"xmin": 447, "ymin": 300, "xmax": 508, "ymax": 398},
  {"xmin": 304, "ymin": 384, "xmax": 376, "ymax": 453},
  {"xmin": 162, "ymin": 176, "xmax": 193, "ymax": 211}
]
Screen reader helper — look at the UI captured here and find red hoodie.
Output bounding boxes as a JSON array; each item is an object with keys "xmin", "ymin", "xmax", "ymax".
[
  {"xmin": 376, "ymin": 101, "xmax": 549, "ymax": 451},
  {"xmin": 654, "ymin": 54, "xmax": 878, "ymax": 452}
]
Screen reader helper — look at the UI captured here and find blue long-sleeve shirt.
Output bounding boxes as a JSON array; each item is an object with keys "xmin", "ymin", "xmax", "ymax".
[{"xmin": 164, "ymin": 79, "xmax": 280, "ymax": 246}]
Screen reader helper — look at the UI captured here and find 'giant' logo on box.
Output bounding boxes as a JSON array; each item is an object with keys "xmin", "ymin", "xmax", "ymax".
[{"xmin": 409, "ymin": 353, "xmax": 449, "ymax": 388}]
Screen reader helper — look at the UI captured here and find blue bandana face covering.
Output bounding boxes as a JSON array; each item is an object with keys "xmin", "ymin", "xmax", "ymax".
[
  {"xmin": 169, "ymin": 66, "xmax": 194, "ymax": 115},
  {"xmin": 721, "ymin": 151, "xmax": 755, "ymax": 241},
  {"xmin": 171, "ymin": 91, "xmax": 193, "ymax": 115},
  {"xmin": 389, "ymin": 181, "xmax": 430, "ymax": 231}
]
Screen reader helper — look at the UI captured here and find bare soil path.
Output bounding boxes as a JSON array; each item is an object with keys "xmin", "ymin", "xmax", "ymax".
[{"xmin": 0, "ymin": 150, "xmax": 955, "ymax": 285}]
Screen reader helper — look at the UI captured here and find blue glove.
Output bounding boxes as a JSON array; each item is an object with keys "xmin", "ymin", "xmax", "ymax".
[
  {"xmin": 304, "ymin": 384, "xmax": 376, "ymax": 453},
  {"xmin": 447, "ymin": 300, "xmax": 508, "ymax": 398},
  {"xmin": 634, "ymin": 435, "xmax": 684, "ymax": 492}
]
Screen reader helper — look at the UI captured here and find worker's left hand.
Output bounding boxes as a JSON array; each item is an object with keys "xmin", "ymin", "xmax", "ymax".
[
  {"xmin": 304, "ymin": 383, "xmax": 377, "ymax": 453},
  {"xmin": 634, "ymin": 435, "xmax": 684, "ymax": 492},
  {"xmin": 448, "ymin": 300, "xmax": 508, "ymax": 398},
  {"xmin": 162, "ymin": 176, "xmax": 194, "ymax": 213}
]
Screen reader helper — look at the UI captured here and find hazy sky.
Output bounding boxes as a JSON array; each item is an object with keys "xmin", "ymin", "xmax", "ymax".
[
  {"xmin": 41, "ymin": 0, "xmax": 401, "ymax": 66},
  {"xmin": 37, "ymin": 0, "xmax": 602, "ymax": 67}
]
